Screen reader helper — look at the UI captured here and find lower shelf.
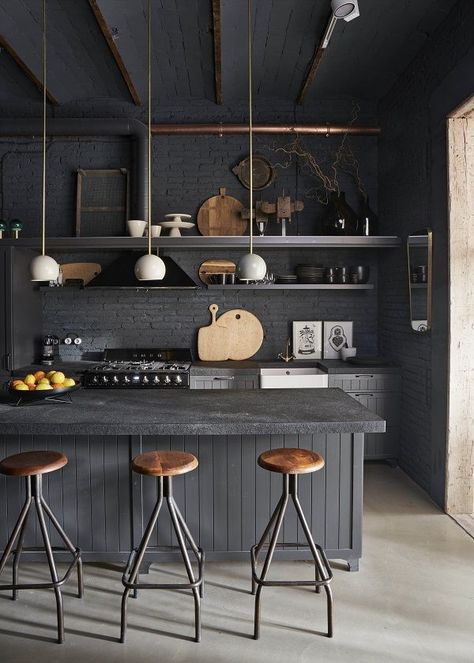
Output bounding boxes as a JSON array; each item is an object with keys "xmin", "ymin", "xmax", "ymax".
[{"xmin": 206, "ymin": 283, "xmax": 374, "ymax": 290}]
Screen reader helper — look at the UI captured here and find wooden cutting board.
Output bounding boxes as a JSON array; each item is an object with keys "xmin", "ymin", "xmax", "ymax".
[
  {"xmin": 218, "ymin": 309, "xmax": 264, "ymax": 360},
  {"xmin": 61, "ymin": 262, "xmax": 101, "ymax": 285},
  {"xmin": 198, "ymin": 259, "xmax": 236, "ymax": 285},
  {"xmin": 197, "ymin": 187, "xmax": 247, "ymax": 236},
  {"xmin": 197, "ymin": 304, "xmax": 229, "ymax": 361}
]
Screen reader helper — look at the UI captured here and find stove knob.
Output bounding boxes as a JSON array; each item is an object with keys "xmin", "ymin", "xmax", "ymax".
[
  {"xmin": 142, "ymin": 375, "xmax": 149, "ymax": 384},
  {"xmin": 163, "ymin": 375, "xmax": 171, "ymax": 384},
  {"xmin": 153, "ymin": 375, "xmax": 161, "ymax": 384},
  {"xmin": 173, "ymin": 375, "xmax": 182, "ymax": 385},
  {"xmin": 124, "ymin": 375, "xmax": 131, "ymax": 384},
  {"xmin": 113, "ymin": 375, "xmax": 120, "ymax": 384},
  {"xmin": 92, "ymin": 375, "xmax": 99, "ymax": 384},
  {"xmin": 102, "ymin": 375, "xmax": 109, "ymax": 384}
]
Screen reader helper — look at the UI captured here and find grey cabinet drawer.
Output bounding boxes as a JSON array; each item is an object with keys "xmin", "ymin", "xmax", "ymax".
[
  {"xmin": 347, "ymin": 390, "xmax": 400, "ymax": 460},
  {"xmin": 328, "ymin": 373, "xmax": 400, "ymax": 392},
  {"xmin": 190, "ymin": 375, "xmax": 258, "ymax": 390}
]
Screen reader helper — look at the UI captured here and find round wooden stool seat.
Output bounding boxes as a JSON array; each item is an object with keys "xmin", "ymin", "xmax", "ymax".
[
  {"xmin": 0, "ymin": 450, "xmax": 68, "ymax": 477},
  {"xmin": 132, "ymin": 450, "xmax": 198, "ymax": 477},
  {"xmin": 258, "ymin": 448, "xmax": 324, "ymax": 475}
]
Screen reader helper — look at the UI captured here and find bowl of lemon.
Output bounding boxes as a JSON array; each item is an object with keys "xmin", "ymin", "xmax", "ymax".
[{"xmin": 9, "ymin": 370, "xmax": 80, "ymax": 404}]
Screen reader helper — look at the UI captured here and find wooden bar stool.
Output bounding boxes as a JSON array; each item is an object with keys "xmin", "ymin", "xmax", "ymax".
[
  {"xmin": 121, "ymin": 450, "xmax": 204, "ymax": 643},
  {"xmin": 251, "ymin": 448, "xmax": 333, "ymax": 639},
  {"xmin": 0, "ymin": 450, "xmax": 83, "ymax": 644}
]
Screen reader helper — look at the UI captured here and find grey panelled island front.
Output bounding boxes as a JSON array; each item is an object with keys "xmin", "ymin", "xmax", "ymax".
[{"xmin": 0, "ymin": 388, "xmax": 385, "ymax": 571}]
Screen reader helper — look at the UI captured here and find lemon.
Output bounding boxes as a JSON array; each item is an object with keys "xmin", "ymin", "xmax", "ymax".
[
  {"xmin": 24, "ymin": 374, "xmax": 36, "ymax": 386},
  {"xmin": 46, "ymin": 371, "xmax": 56, "ymax": 379},
  {"xmin": 14, "ymin": 383, "xmax": 29, "ymax": 391},
  {"xmin": 35, "ymin": 383, "xmax": 53, "ymax": 391},
  {"xmin": 63, "ymin": 378, "xmax": 76, "ymax": 388},
  {"xmin": 50, "ymin": 372, "xmax": 65, "ymax": 385},
  {"xmin": 38, "ymin": 377, "xmax": 50, "ymax": 385}
]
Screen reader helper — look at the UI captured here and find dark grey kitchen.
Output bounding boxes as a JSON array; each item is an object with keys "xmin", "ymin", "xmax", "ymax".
[{"xmin": 0, "ymin": 1, "xmax": 473, "ymax": 661}]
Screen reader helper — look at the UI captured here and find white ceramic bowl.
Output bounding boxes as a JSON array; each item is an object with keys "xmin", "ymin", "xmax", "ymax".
[
  {"xmin": 127, "ymin": 219, "xmax": 147, "ymax": 237},
  {"xmin": 341, "ymin": 347, "xmax": 357, "ymax": 361}
]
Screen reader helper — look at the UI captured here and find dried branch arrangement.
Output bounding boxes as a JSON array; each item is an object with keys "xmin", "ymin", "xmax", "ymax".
[{"xmin": 258, "ymin": 102, "xmax": 367, "ymax": 205}]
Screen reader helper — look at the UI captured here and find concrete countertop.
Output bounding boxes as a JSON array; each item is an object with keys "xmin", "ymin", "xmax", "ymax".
[
  {"xmin": 0, "ymin": 388, "xmax": 385, "ymax": 436},
  {"xmin": 190, "ymin": 358, "xmax": 399, "ymax": 375},
  {"xmin": 10, "ymin": 358, "xmax": 399, "ymax": 379}
]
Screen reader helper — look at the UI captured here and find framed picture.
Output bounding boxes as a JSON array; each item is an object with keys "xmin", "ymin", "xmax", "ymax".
[
  {"xmin": 323, "ymin": 321, "xmax": 353, "ymax": 358},
  {"xmin": 292, "ymin": 321, "xmax": 322, "ymax": 359}
]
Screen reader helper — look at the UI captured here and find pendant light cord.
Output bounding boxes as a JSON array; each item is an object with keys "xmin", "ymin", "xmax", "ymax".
[
  {"xmin": 42, "ymin": 0, "xmax": 47, "ymax": 256},
  {"xmin": 248, "ymin": 0, "xmax": 253, "ymax": 254},
  {"xmin": 147, "ymin": 0, "xmax": 152, "ymax": 256}
]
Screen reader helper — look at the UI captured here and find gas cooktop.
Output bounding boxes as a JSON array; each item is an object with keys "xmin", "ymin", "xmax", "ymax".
[{"xmin": 83, "ymin": 348, "xmax": 192, "ymax": 389}]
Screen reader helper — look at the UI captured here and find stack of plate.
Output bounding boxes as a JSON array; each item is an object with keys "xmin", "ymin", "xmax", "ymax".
[
  {"xmin": 296, "ymin": 264, "xmax": 325, "ymax": 283},
  {"xmin": 275, "ymin": 274, "xmax": 297, "ymax": 285}
]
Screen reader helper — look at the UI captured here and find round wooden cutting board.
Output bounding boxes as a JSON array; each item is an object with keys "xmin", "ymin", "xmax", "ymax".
[
  {"xmin": 217, "ymin": 308, "xmax": 264, "ymax": 360},
  {"xmin": 197, "ymin": 187, "xmax": 247, "ymax": 236}
]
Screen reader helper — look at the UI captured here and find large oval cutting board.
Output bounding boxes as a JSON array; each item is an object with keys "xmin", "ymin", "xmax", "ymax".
[
  {"xmin": 197, "ymin": 187, "xmax": 247, "ymax": 236},
  {"xmin": 197, "ymin": 304, "xmax": 229, "ymax": 361},
  {"xmin": 217, "ymin": 308, "xmax": 264, "ymax": 360}
]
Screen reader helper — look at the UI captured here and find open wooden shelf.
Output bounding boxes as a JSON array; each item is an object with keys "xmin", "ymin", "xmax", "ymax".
[{"xmin": 206, "ymin": 283, "xmax": 374, "ymax": 290}]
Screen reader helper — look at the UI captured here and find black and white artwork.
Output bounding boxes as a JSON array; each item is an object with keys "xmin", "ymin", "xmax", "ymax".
[
  {"xmin": 323, "ymin": 321, "xmax": 353, "ymax": 358},
  {"xmin": 292, "ymin": 321, "xmax": 322, "ymax": 359}
]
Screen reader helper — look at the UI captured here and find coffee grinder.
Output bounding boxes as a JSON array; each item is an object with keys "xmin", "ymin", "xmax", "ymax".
[{"xmin": 40, "ymin": 334, "xmax": 59, "ymax": 365}]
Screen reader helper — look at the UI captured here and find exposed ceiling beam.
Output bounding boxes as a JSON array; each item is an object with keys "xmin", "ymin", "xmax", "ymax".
[
  {"xmin": 211, "ymin": 0, "xmax": 222, "ymax": 104},
  {"xmin": 88, "ymin": 0, "xmax": 141, "ymax": 106},
  {"xmin": 0, "ymin": 34, "xmax": 58, "ymax": 105},
  {"xmin": 297, "ymin": 12, "xmax": 335, "ymax": 105}
]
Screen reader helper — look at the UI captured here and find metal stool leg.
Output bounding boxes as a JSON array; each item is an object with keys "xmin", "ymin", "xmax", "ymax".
[
  {"xmin": 120, "ymin": 477, "xmax": 164, "ymax": 643},
  {"xmin": 291, "ymin": 476, "xmax": 333, "ymax": 637},
  {"xmin": 0, "ymin": 478, "xmax": 33, "ymax": 581},
  {"xmin": 33, "ymin": 476, "xmax": 64, "ymax": 644},
  {"xmin": 171, "ymin": 496, "xmax": 205, "ymax": 599},
  {"xmin": 40, "ymin": 495, "xmax": 84, "ymax": 598},
  {"xmin": 166, "ymin": 477, "xmax": 201, "ymax": 643},
  {"xmin": 250, "ymin": 472, "xmax": 334, "ymax": 640},
  {"xmin": 253, "ymin": 475, "xmax": 289, "ymax": 640},
  {"xmin": 12, "ymin": 477, "xmax": 32, "ymax": 600},
  {"xmin": 251, "ymin": 493, "xmax": 286, "ymax": 595}
]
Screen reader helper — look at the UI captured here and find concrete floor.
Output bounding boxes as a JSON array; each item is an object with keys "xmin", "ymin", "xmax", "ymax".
[{"xmin": 0, "ymin": 464, "xmax": 473, "ymax": 663}]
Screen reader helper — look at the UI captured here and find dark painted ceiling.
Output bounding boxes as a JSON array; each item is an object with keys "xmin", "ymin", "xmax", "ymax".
[{"xmin": 0, "ymin": 0, "xmax": 460, "ymax": 107}]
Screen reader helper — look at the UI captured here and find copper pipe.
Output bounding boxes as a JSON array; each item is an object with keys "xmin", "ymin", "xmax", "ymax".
[{"xmin": 151, "ymin": 123, "xmax": 380, "ymax": 135}]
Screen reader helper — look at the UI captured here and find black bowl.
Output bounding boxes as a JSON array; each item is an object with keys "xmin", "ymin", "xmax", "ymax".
[{"xmin": 8, "ymin": 382, "xmax": 81, "ymax": 401}]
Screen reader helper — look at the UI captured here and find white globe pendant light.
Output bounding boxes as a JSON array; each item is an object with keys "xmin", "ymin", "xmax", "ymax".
[
  {"xmin": 134, "ymin": 0, "xmax": 166, "ymax": 281},
  {"xmin": 31, "ymin": 254, "xmax": 60, "ymax": 282},
  {"xmin": 30, "ymin": 0, "xmax": 60, "ymax": 283},
  {"xmin": 134, "ymin": 253, "xmax": 166, "ymax": 281},
  {"xmin": 236, "ymin": 0, "xmax": 267, "ymax": 283}
]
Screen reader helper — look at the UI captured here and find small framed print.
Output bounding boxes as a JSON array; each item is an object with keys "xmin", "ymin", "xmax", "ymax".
[
  {"xmin": 292, "ymin": 321, "xmax": 322, "ymax": 359},
  {"xmin": 323, "ymin": 321, "xmax": 353, "ymax": 358}
]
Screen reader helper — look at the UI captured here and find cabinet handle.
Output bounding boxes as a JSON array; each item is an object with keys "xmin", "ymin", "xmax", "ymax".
[
  {"xmin": 354, "ymin": 393, "xmax": 374, "ymax": 397},
  {"xmin": 5, "ymin": 353, "xmax": 11, "ymax": 371},
  {"xmin": 355, "ymin": 374, "xmax": 374, "ymax": 378},
  {"xmin": 213, "ymin": 376, "xmax": 235, "ymax": 381}
]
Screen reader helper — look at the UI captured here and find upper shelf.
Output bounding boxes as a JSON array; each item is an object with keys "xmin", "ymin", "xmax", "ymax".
[{"xmin": 1, "ymin": 236, "xmax": 402, "ymax": 250}]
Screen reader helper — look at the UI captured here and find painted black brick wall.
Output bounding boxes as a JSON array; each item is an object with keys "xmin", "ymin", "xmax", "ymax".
[
  {"xmin": 378, "ymin": 0, "xmax": 474, "ymax": 502},
  {"xmin": 1, "ymin": 97, "xmax": 380, "ymax": 362},
  {"xmin": 44, "ymin": 248, "xmax": 378, "ymax": 361}
]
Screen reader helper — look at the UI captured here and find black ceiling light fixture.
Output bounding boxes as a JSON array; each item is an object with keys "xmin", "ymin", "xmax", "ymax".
[{"xmin": 331, "ymin": 0, "xmax": 360, "ymax": 22}]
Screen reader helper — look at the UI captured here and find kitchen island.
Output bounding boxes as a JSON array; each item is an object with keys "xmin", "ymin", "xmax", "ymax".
[{"xmin": 0, "ymin": 388, "xmax": 384, "ymax": 571}]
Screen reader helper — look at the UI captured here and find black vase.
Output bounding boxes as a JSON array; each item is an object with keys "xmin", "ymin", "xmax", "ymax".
[
  {"xmin": 323, "ymin": 192, "xmax": 358, "ymax": 235},
  {"xmin": 357, "ymin": 196, "xmax": 378, "ymax": 236}
]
